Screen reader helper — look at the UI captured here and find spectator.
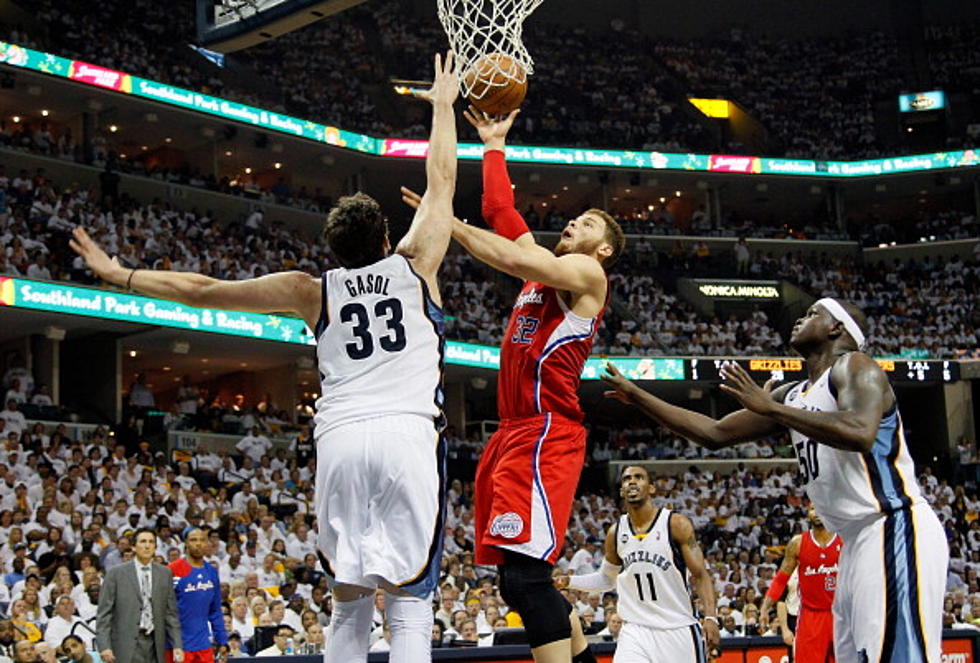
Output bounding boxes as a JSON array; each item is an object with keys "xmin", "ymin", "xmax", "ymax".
[
  {"xmin": 255, "ymin": 625, "xmax": 294, "ymax": 656},
  {"xmin": 126, "ymin": 374, "xmax": 155, "ymax": 410},
  {"xmin": 9, "ymin": 600, "xmax": 42, "ymax": 643},
  {"xmin": 0, "ymin": 401, "xmax": 26, "ymax": 437},
  {"xmin": 59, "ymin": 635, "xmax": 96, "ymax": 663},
  {"xmin": 235, "ymin": 428, "xmax": 272, "ymax": 464},
  {"xmin": 42, "ymin": 597, "xmax": 90, "ymax": 650},
  {"xmin": 11, "ymin": 640, "xmax": 36, "ymax": 663}
]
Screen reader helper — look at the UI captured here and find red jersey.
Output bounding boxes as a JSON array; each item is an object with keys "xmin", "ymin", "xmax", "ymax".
[
  {"xmin": 797, "ymin": 530, "xmax": 842, "ymax": 611},
  {"xmin": 498, "ymin": 281, "xmax": 604, "ymax": 422}
]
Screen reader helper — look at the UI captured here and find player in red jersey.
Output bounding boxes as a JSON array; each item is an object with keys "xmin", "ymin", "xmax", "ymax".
[
  {"xmin": 405, "ymin": 106, "xmax": 624, "ymax": 663},
  {"xmin": 166, "ymin": 529, "xmax": 228, "ymax": 663},
  {"xmin": 761, "ymin": 505, "xmax": 842, "ymax": 663}
]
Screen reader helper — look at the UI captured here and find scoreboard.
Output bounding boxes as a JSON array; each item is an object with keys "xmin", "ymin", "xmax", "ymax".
[{"xmin": 686, "ymin": 357, "xmax": 960, "ymax": 383}]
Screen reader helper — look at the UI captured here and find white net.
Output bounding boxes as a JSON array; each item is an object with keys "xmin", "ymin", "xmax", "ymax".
[{"xmin": 437, "ymin": 0, "xmax": 544, "ymax": 99}]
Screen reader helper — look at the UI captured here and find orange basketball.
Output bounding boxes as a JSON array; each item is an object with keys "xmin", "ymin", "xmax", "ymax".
[{"xmin": 463, "ymin": 53, "xmax": 527, "ymax": 116}]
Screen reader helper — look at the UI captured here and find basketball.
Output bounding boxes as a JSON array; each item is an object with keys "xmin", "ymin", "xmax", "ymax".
[{"xmin": 463, "ymin": 52, "xmax": 527, "ymax": 115}]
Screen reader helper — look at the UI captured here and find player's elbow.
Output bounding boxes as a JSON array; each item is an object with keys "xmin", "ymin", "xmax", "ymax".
[
  {"xmin": 694, "ymin": 429, "xmax": 727, "ymax": 450},
  {"xmin": 481, "ymin": 194, "xmax": 513, "ymax": 220},
  {"xmin": 851, "ymin": 429, "xmax": 876, "ymax": 454}
]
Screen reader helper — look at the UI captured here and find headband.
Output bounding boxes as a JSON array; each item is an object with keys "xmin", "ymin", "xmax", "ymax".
[{"xmin": 816, "ymin": 298, "xmax": 865, "ymax": 349}]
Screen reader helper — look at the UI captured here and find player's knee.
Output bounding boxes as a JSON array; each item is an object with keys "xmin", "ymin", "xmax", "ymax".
[
  {"xmin": 498, "ymin": 553, "xmax": 572, "ymax": 648},
  {"xmin": 384, "ymin": 593, "xmax": 433, "ymax": 632}
]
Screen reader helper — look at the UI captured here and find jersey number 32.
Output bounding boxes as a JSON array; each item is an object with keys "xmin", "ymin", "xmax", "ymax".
[{"xmin": 340, "ymin": 298, "xmax": 406, "ymax": 360}]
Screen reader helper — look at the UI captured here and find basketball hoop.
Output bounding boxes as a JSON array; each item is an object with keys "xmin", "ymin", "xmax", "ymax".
[{"xmin": 437, "ymin": 0, "xmax": 544, "ymax": 101}]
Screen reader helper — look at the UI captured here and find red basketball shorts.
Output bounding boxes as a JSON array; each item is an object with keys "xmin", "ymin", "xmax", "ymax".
[
  {"xmin": 475, "ymin": 413, "xmax": 586, "ymax": 566},
  {"xmin": 166, "ymin": 650, "xmax": 214, "ymax": 663},
  {"xmin": 794, "ymin": 607, "xmax": 835, "ymax": 663}
]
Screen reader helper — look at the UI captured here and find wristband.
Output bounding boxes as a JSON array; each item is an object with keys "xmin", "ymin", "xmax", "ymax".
[
  {"xmin": 126, "ymin": 268, "xmax": 137, "ymax": 291},
  {"xmin": 703, "ymin": 615, "xmax": 719, "ymax": 624},
  {"xmin": 765, "ymin": 570, "xmax": 791, "ymax": 602}
]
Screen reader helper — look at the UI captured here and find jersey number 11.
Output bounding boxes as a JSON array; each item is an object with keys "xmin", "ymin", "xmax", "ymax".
[{"xmin": 634, "ymin": 572, "xmax": 658, "ymax": 601}]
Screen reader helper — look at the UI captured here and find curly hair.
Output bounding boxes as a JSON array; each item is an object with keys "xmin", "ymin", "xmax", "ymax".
[{"xmin": 323, "ymin": 193, "xmax": 388, "ymax": 268}]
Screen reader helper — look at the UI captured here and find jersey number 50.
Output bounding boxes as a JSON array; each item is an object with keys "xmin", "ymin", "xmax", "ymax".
[
  {"xmin": 794, "ymin": 438, "xmax": 820, "ymax": 482},
  {"xmin": 340, "ymin": 298, "xmax": 406, "ymax": 360}
]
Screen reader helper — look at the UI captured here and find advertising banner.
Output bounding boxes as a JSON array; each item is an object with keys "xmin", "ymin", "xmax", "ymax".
[
  {"xmin": 0, "ymin": 40, "xmax": 978, "ymax": 179},
  {"xmin": 0, "ymin": 279, "xmax": 685, "ymax": 379},
  {"xmin": 709, "ymin": 154, "xmax": 762, "ymax": 174},
  {"xmin": 694, "ymin": 280, "xmax": 781, "ymax": 300},
  {"xmin": 0, "ymin": 277, "xmax": 314, "ymax": 345},
  {"xmin": 68, "ymin": 61, "xmax": 131, "ymax": 91}
]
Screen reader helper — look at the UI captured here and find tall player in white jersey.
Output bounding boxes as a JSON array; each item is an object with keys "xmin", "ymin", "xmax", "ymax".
[
  {"xmin": 558, "ymin": 465, "xmax": 720, "ymax": 662},
  {"xmin": 70, "ymin": 52, "xmax": 461, "ymax": 663},
  {"xmin": 602, "ymin": 298, "xmax": 948, "ymax": 663}
]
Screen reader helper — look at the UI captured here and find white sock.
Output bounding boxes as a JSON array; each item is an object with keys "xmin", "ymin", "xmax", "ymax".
[
  {"xmin": 385, "ymin": 593, "xmax": 434, "ymax": 663},
  {"xmin": 325, "ymin": 594, "xmax": 373, "ymax": 663}
]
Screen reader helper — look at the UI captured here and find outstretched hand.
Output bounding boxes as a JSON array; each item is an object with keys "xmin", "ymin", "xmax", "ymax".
[
  {"xmin": 70, "ymin": 226, "xmax": 125, "ymax": 284},
  {"xmin": 411, "ymin": 51, "xmax": 459, "ymax": 107},
  {"xmin": 600, "ymin": 362, "xmax": 638, "ymax": 404},
  {"xmin": 463, "ymin": 105, "xmax": 520, "ymax": 149},
  {"xmin": 718, "ymin": 361, "xmax": 777, "ymax": 414}
]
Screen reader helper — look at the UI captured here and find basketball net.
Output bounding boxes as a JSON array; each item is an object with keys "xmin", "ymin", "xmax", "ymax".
[{"xmin": 437, "ymin": 0, "xmax": 544, "ymax": 100}]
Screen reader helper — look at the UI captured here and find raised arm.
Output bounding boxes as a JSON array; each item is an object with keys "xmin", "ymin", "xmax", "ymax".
[
  {"xmin": 601, "ymin": 363, "xmax": 787, "ymax": 450},
  {"xmin": 70, "ymin": 227, "xmax": 322, "ymax": 330},
  {"xmin": 719, "ymin": 353, "xmax": 891, "ymax": 453},
  {"xmin": 463, "ymin": 107, "xmax": 536, "ymax": 249},
  {"xmin": 396, "ymin": 52, "xmax": 459, "ymax": 293},
  {"xmin": 670, "ymin": 513, "xmax": 719, "ymax": 653},
  {"xmin": 759, "ymin": 534, "xmax": 801, "ymax": 631}
]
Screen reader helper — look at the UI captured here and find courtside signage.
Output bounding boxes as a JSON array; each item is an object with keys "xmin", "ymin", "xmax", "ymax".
[
  {"xmin": 0, "ymin": 279, "xmax": 958, "ymax": 377},
  {"xmin": 0, "ymin": 277, "xmax": 315, "ymax": 344},
  {"xmin": 1, "ymin": 278, "xmax": 687, "ymax": 379},
  {"xmin": 2, "ymin": 41, "xmax": 980, "ymax": 178}
]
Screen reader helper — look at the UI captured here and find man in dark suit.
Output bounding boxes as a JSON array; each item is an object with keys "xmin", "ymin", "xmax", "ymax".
[{"xmin": 97, "ymin": 528, "xmax": 184, "ymax": 663}]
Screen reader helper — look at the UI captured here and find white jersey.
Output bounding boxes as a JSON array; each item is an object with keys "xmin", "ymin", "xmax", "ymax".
[
  {"xmin": 313, "ymin": 255, "xmax": 444, "ymax": 435},
  {"xmin": 615, "ymin": 508, "xmax": 697, "ymax": 630},
  {"xmin": 783, "ymin": 357, "xmax": 924, "ymax": 536}
]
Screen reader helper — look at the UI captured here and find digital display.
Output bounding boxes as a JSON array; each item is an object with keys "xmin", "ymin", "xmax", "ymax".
[
  {"xmin": 899, "ymin": 91, "xmax": 946, "ymax": 113},
  {"xmin": 695, "ymin": 280, "xmax": 780, "ymax": 300},
  {"xmin": 0, "ymin": 41, "xmax": 978, "ymax": 178},
  {"xmin": 687, "ymin": 358, "xmax": 959, "ymax": 383}
]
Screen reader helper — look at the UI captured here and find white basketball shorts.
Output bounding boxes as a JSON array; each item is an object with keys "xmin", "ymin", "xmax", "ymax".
[
  {"xmin": 613, "ymin": 622, "xmax": 707, "ymax": 663},
  {"xmin": 315, "ymin": 414, "xmax": 445, "ymax": 598},
  {"xmin": 833, "ymin": 502, "xmax": 947, "ymax": 663}
]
